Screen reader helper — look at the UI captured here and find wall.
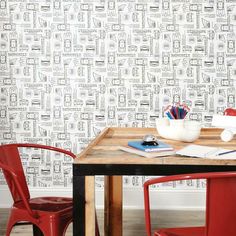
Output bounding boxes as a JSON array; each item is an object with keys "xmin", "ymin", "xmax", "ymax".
[{"xmin": 0, "ymin": 0, "xmax": 235, "ymax": 208}]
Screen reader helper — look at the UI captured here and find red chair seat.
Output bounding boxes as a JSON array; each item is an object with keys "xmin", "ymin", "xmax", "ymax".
[
  {"xmin": 14, "ymin": 197, "xmax": 72, "ymax": 212},
  {"xmin": 155, "ymin": 226, "xmax": 205, "ymax": 236}
]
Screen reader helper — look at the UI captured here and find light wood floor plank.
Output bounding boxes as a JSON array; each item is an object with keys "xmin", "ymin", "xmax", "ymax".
[{"xmin": 0, "ymin": 209, "xmax": 204, "ymax": 236}]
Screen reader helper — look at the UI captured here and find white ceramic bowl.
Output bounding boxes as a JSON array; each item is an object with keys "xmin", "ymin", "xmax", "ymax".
[{"xmin": 156, "ymin": 118, "xmax": 201, "ymax": 142}]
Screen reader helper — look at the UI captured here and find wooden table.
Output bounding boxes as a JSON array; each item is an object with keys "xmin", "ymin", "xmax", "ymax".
[{"xmin": 73, "ymin": 127, "xmax": 236, "ymax": 236}]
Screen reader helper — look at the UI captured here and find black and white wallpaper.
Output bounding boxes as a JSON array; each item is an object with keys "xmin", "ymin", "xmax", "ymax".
[{"xmin": 0, "ymin": 0, "xmax": 235, "ymax": 188}]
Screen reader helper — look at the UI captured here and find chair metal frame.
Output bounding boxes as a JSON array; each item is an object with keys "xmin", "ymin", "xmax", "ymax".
[
  {"xmin": 0, "ymin": 143, "xmax": 100, "ymax": 236},
  {"xmin": 144, "ymin": 172, "xmax": 236, "ymax": 236}
]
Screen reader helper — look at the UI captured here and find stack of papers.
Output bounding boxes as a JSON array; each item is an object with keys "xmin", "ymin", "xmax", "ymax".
[
  {"xmin": 119, "ymin": 145, "xmax": 175, "ymax": 158},
  {"xmin": 176, "ymin": 144, "xmax": 236, "ymax": 160}
]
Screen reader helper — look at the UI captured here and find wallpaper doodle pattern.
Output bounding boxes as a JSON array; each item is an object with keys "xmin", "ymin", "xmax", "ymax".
[{"xmin": 0, "ymin": 0, "xmax": 235, "ymax": 189}]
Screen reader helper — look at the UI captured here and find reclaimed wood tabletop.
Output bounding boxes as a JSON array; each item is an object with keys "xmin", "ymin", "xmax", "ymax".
[{"xmin": 75, "ymin": 127, "xmax": 236, "ymax": 165}]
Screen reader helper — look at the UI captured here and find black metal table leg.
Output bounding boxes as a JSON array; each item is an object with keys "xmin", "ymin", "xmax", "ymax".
[{"xmin": 73, "ymin": 175, "xmax": 85, "ymax": 236}]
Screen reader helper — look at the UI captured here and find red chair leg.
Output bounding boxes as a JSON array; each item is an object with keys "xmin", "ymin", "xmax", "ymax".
[
  {"xmin": 5, "ymin": 222, "xmax": 14, "ymax": 236},
  {"xmin": 37, "ymin": 217, "xmax": 72, "ymax": 236},
  {"xmin": 5, "ymin": 213, "xmax": 17, "ymax": 236}
]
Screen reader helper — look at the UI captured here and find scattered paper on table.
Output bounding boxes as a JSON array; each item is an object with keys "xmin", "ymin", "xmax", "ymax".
[{"xmin": 176, "ymin": 144, "xmax": 236, "ymax": 160}]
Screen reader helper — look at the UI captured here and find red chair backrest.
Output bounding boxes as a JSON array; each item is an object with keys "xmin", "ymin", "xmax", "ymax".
[
  {"xmin": 0, "ymin": 144, "xmax": 30, "ymax": 203},
  {"xmin": 0, "ymin": 143, "xmax": 76, "ymax": 205},
  {"xmin": 206, "ymin": 177, "xmax": 236, "ymax": 236}
]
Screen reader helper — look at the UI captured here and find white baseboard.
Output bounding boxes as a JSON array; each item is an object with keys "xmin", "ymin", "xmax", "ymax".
[
  {"xmin": 0, "ymin": 187, "xmax": 205, "ymax": 210},
  {"xmin": 122, "ymin": 189, "xmax": 205, "ymax": 210}
]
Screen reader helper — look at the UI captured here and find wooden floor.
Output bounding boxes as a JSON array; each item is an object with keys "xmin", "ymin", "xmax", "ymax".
[{"xmin": 0, "ymin": 209, "xmax": 204, "ymax": 236}]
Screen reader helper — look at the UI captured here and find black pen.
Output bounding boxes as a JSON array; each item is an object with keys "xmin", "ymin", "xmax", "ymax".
[{"xmin": 217, "ymin": 150, "xmax": 236, "ymax": 156}]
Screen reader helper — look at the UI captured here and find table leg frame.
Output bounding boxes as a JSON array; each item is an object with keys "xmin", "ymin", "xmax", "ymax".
[
  {"xmin": 104, "ymin": 176, "xmax": 123, "ymax": 236},
  {"xmin": 73, "ymin": 175, "xmax": 85, "ymax": 236},
  {"xmin": 73, "ymin": 163, "xmax": 236, "ymax": 236}
]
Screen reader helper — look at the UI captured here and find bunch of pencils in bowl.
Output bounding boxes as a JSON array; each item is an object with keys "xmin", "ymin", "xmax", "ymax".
[{"xmin": 165, "ymin": 104, "xmax": 190, "ymax": 120}]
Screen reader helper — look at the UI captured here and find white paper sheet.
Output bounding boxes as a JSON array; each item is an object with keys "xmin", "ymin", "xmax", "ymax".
[{"xmin": 176, "ymin": 144, "xmax": 236, "ymax": 159}]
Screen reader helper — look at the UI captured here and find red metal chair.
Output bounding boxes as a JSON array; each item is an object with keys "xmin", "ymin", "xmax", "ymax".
[
  {"xmin": 144, "ymin": 172, "xmax": 236, "ymax": 236},
  {"xmin": 0, "ymin": 143, "xmax": 100, "ymax": 236}
]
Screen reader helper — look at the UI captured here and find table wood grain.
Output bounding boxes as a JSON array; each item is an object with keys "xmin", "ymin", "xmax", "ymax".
[{"xmin": 75, "ymin": 127, "xmax": 236, "ymax": 166}]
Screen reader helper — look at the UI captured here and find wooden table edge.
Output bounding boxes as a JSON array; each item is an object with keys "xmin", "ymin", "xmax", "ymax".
[{"xmin": 76, "ymin": 127, "xmax": 110, "ymax": 159}]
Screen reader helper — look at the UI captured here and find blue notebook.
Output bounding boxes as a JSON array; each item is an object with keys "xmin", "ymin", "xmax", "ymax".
[{"xmin": 128, "ymin": 140, "xmax": 173, "ymax": 152}]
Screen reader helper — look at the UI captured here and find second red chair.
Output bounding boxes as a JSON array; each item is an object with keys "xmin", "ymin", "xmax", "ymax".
[{"xmin": 144, "ymin": 172, "xmax": 236, "ymax": 236}]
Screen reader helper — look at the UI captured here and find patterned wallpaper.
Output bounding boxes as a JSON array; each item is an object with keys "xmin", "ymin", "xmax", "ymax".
[{"xmin": 0, "ymin": 0, "xmax": 235, "ymax": 189}]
